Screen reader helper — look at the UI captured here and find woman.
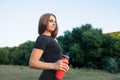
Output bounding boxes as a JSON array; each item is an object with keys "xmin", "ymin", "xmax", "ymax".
[{"xmin": 29, "ymin": 13, "xmax": 69, "ymax": 80}]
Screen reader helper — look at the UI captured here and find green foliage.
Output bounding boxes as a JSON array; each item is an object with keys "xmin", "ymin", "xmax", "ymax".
[
  {"xmin": 113, "ymin": 38, "xmax": 120, "ymax": 57},
  {"xmin": 57, "ymin": 24, "xmax": 120, "ymax": 73},
  {"xmin": 101, "ymin": 57, "xmax": 118, "ymax": 73},
  {"xmin": 0, "ymin": 47, "xmax": 9, "ymax": 64},
  {"xmin": 107, "ymin": 31, "xmax": 120, "ymax": 37},
  {"xmin": 82, "ymin": 30, "xmax": 103, "ymax": 49},
  {"xmin": 70, "ymin": 43, "xmax": 84, "ymax": 68},
  {"xmin": 116, "ymin": 58, "xmax": 120, "ymax": 71},
  {"xmin": 0, "ymin": 40, "xmax": 34, "ymax": 66},
  {"xmin": 71, "ymin": 27, "xmax": 82, "ymax": 43},
  {"xmin": 57, "ymin": 30, "xmax": 73, "ymax": 53},
  {"xmin": 80, "ymin": 24, "xmax": 92, "ymax": 32},
  {"xmin": 13, "ymin": 41, "xmax": 34, "ymax": 65},
  {"xmin": 8, "ymin": 46, "xmax": 17, "ymax": 64},
  {"xmin": 102, "ymin": 34, "xmax": 115, "ymax": 57},
  {"xmin": 0, "ymin": 23, "xmax": 120, "ymax": 73}
]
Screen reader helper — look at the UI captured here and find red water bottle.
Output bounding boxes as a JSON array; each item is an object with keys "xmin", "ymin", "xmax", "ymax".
[{"xmin": 55, "ymin": 55, "xmax": 69, "ymax": 80}]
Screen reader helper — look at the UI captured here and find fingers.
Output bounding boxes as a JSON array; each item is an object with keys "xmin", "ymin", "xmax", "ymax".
[
  {"xmin": 61, "ymin": 59, "xmax": 69, "ymax": 64},
  {"xmin": 53, "ymin": 59, "xmax": 69, "ymax": 72},
  {"xmin": 58, "ymin": 60, "xmax": 69, "ymax": 72},
  {"xmin": 60, "ymin": 62, "xmax": 69, "ymax": 72}
]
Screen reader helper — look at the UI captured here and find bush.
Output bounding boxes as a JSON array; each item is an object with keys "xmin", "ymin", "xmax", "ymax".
[{"xmin": 101, "ymin": 57, "xmax": 118, "ymax": 73}]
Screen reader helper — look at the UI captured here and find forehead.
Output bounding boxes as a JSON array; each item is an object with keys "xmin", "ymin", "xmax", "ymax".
[{"xmin": 49, "ymin": 15, "xmax": 56, "ymax": 20}]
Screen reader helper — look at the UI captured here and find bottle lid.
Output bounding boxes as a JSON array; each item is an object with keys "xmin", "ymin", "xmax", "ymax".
[{"xmin": 62, "ymin": 54, "xmax": 70, "ymax": 59}]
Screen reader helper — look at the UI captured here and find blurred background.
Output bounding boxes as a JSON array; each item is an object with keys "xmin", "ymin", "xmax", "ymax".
[{"xmin": 0, "ymin": 0, "xmax": 120, "ymax": 80}]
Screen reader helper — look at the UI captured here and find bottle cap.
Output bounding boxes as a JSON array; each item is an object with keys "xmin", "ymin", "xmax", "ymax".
[{"xmin": 62, "ymin": 54, "xmax": 70, "ymax": 59}]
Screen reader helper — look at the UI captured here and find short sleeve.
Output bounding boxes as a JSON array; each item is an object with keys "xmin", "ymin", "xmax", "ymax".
[{"xmin": 34, "ymin": 36, "xmax": 49, "ymax": 50}]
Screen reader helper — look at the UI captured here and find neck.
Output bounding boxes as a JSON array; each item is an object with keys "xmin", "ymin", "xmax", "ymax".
[{"xmin": 43, "ymin": 31, "xmax": 51, "ymax": 36}]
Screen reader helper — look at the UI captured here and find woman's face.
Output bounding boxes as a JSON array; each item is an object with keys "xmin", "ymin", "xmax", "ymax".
[{"xmin": 46, "ymin": 15, "xmax": 56, "ymax": 33}]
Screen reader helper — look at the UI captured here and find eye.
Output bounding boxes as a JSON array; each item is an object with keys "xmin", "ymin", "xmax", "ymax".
[
  {"xmin": 49, "ymin": 19, "xmax": 56, "ymax": 23},
  {"xmin": 49, "ymin": 20, "xmax": 53, "ymax": 22}
]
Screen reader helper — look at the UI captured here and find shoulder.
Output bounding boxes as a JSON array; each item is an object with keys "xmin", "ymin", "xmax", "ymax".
[
  {"xmin": 36, "ymin": 35, "xmax": 51, "ymax": 43},
  {"xmin": 34, "ymin": 35, "xmax": 51, "ymax": 49}
]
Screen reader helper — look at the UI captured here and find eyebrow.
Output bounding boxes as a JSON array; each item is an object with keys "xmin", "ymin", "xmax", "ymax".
[{"xmin": 49, "ymin": 19, "xmax": 56, "ymax": 22}]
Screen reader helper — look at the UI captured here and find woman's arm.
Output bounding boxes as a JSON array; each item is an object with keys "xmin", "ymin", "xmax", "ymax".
[
  {"xmin": 29, "ymin": 48, "xmax": 69, "ymax": 71},
  {"xmin": 29, "ymin": 48, "xmax": 54, "ymax": 70}
]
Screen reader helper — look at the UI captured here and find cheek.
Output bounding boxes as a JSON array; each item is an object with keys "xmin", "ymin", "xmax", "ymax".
[
  {"xmin": 46, "ymin": 26, "xmax": 52, "ymax": 31},
  {"xmin": 47, "ymin": 25, "xmax": 51, "ymax": 30}
]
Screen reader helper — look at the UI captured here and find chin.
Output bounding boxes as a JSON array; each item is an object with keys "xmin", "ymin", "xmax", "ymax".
[
  {"xmin": 48, "ymin": 29, "xmax": 55, "ymax": 32},
  {"xmin": 51, "ymin": 28, "xmax": 55, "ymax": 31}
]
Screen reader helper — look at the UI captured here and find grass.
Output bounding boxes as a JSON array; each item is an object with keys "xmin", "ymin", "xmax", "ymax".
[{"xmin": 0, "ymin": 65, "xmax": 120, "ymax": 80}]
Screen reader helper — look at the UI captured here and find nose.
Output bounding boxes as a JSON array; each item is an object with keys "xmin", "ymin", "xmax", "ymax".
[{"xmin": 53, "ymin": 21, "xmax": 56, "ymax": 26}]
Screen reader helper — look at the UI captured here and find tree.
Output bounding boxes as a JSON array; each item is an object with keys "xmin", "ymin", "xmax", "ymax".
[
  {"xmin": 18, "ymin": 40, "xmax": 34, "ymax": 65},
  {"xmin": 10, "ymin": 41, "xmax": 34, "ymax": 65},
  {"xmin": 8, "ymin": 46, "xmax": 17, "ymax": 64},
  {"xmin": 58, "ymin": 31, "xmax": 72, "ymax": 53},
  {"xmin": 0, "ymin": 47, "xmax": 9, "ymax": 64},
  {"xmin": 102, "ymin": 34, "xmax": 116, "ymax": 57},
  {"xmin": 70, "ymin": 43, "xmax": 84, "ymax": 68},
  {"xmin": 101, "ymin": 57, "xmax": 118, "ymax": 73}
]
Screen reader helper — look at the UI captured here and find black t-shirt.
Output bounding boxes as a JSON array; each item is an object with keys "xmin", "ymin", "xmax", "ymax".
[{"xmin": 34, "ymin": 34, "xmax": 62, "ymax": 80}]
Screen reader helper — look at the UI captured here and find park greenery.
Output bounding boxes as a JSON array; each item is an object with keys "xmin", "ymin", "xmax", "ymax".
[{"xmin": 0, "ymin": 24, "xmax": 120, "ymax": 73}]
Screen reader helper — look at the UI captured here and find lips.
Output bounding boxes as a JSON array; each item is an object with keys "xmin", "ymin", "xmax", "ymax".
[{"xmin": 51, "ymin": 26, "xmax": 56, "ymax": 29}]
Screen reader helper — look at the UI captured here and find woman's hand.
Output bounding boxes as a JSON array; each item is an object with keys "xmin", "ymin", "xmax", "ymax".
[{"xmin": 53, "ymin": 60, "xmax": 69, "ymax": 72}]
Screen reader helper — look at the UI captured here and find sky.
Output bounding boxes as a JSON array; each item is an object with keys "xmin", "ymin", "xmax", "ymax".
[{"xmin": 0, "ymin": 0, "xmax": 120, "ymax": 47}]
